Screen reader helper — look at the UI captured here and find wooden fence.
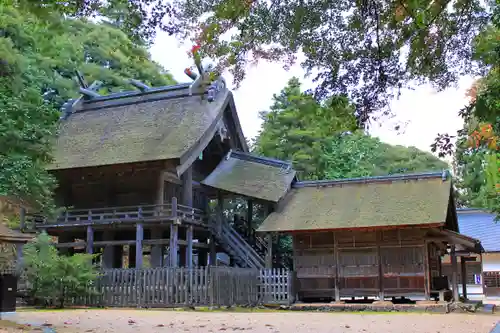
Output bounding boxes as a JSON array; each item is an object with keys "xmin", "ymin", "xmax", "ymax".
[{"xmin": 71, "ymin": 266, "xmax": 292, "ymax": 307}]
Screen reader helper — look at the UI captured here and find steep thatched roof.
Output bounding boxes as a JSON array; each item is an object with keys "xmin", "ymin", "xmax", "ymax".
[
  {"xmin": 202, "ymin": 151, "xmax": 296, "ymax": 202},
  {"xmin": 49, "ymin": 83, "xmax": 247, "ymax": 174},
  {"xmin": 258, "ymin": 171, "xmax": 455, "ymax": 233}
]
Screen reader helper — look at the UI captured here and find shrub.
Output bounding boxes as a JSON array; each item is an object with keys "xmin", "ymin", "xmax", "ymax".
[{"xmin": 22, "ymin": 232, "xmax": 100, "ymax": 308}]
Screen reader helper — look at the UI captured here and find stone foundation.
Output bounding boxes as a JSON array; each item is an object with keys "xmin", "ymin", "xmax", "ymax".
[{"xmin": 282, "ymin": 302, "xmax": 449, "ymax": 313}]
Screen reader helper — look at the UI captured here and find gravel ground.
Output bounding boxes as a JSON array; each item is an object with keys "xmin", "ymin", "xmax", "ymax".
[{"xmin": 8, "ymin": 309, "xmax": 500, "ymax": 333}]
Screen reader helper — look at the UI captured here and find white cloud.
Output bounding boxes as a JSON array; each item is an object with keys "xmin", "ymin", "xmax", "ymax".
[{"xmin": 150, "ymin": 32, "xmax": 472, "ymax": 157}]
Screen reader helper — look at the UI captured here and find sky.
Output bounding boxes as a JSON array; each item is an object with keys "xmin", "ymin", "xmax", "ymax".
[{"xmin": 150, "ymin": 31, "xmax": 475, "ymax": 160}]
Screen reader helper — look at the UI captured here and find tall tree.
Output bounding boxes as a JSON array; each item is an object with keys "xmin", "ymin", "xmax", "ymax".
[
  {"xmin": 253, "ymin": 77, "xmax": 358, "ymax": 180},
  {"xmin": 254, "ymin": 78, "xmax": 449, "ymax": 181},
  {"xmin": 0, "ymin": 5, "xmax": 175, "ymax": 211},
  {"xmin": 172, "ymin": 0, "xmax": 491, "ymax": 123}
]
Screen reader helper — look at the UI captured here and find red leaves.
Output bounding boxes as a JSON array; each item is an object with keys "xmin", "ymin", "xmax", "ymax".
[{"xmin": 191, "ymin": 44, "xmax": 201, "ymax": 54}]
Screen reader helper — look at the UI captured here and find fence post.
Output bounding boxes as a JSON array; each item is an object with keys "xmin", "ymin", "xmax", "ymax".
[{"xmin": 287, "ymin": 270, "xmax": 294, "ymax": 305}]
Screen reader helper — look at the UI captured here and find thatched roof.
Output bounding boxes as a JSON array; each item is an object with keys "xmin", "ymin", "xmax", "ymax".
[
  {"xmin": 201, "ymin": 151, "xmax": 297, "ymax": 202},
  {"xmin": 258, "ymin": 171, "xmax": 456, "ymax": 233},
  {"xmin": 49, "ymin": 83, "xmax": 247, "ymax": 174}
]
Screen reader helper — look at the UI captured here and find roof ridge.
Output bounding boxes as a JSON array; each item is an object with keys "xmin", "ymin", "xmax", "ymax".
[
  {"xmin": 229, "ymin": 151, "xmax": 293, "ymax": 169},
  {"xmin": 294, "ymin": 170, "xmax": 450, "ymax": 188},
  {"xmin": 83, "ymin": 83, "xmax": 192, "ymax": 104}
]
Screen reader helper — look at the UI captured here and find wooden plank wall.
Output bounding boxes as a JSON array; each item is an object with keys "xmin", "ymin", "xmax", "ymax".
[
  {"xmin": 67, "ymin": 267, "xmax": 291, "ymax": 307},
  {"xmin": 293, "ymin": 229, "xmax": 431, "ymax": 299}
]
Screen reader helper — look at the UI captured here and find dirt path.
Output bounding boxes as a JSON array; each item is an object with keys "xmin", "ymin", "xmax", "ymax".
[{"xmin": 8, "ymin": 309, "xmax": 500, "ymax": 333}]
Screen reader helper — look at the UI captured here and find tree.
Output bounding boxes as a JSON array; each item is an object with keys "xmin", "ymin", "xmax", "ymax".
[
  {"xmin": 253, "ymin": 77, "xmax": 358, "ymax": 180},
  {"xmin": 171, "ymin": 0, "xmax": 491, "ymax": 123},
  {"xmin": 23, "ymin": 232, "xmax": 99, "ymax": 308},
  {"xmin": 254, "ymin": 78, "xmax": 449, "ymax": 181},
  {"xmin": 7, "ymin": 0, "xmax": 178, "ymax": 45},
  {"xmin": 0, "ymin": 5, "xmax": 175, "ymax": 212}
]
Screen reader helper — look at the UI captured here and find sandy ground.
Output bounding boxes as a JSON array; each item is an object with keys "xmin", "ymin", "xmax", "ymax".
[{"xmin": 6, "ymin": 309, "xmax": 500, "ymax": 333}]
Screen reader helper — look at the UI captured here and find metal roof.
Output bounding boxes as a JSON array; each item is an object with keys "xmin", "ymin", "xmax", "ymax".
[{"xmin": 457, "ymin": 208, "xmax": 499, "ymax": 252}]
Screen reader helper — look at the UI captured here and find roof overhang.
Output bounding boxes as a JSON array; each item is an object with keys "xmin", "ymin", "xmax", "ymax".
[{"xmin": 429, "ymin": 229, "xmax": 483, "ymax": 254}]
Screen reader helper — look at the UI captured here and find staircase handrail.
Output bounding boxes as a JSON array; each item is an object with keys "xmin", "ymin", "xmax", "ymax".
[{"xmin": 221, "ymin": 221, "xmax": 265, "ymax": 268}]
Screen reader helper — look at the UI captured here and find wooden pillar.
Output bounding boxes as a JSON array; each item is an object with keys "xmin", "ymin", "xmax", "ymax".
[
  {"xmin": 265, "ymin": 233, "xmax": 273, "ymax": 269},
  {"xmin": 334, "ymin": 232, "xmax": 340, "ymax": 302},
  {"xmin": 460, "ymin": 257, "xmax": 468, "ymax": 300},
  {"xmin": 182, "ymin": 166, "xmax": 193, "ymax": 206},
  {"xmin": 86, "ymin": 225, "xmax": 94, "ymax": 254},
  {"xmin": 170, "ymin": 224, "xmax": 179, "ymax": 267},
  {"xmin": 156, "ymin": 171, "xmax": 165, "ymax": 215},
  {"xmin": 376, "ymin": 231, "xmax": 384, "ymax": 301},
  {"xmin": 246, "ymin": 199, "xmax": 253, "ymax": 237},
  {"xmin": 102, "ymin": 230, "xmax": 115, "ymax": 269},
  {"xmin": 135, "ymin": 223, "xmax": 144, "ymax": 269},
  {"xmin": 216, "ymin": 191, "xmax": 223, "ymax": 235},
  {"xmin": 150, "ymin": 228, "xmax": 163, "ymax": 267},
  {"xmin": 209, "ymin": 236, "xmax": 217, "ymax": 266},
  {"xmin": 450, "ymin": 245, "xmax": 459, "ymax": 301},
  {"xmin": 186, "ymin": 225, "xmax": 193, "ymax": 268}
]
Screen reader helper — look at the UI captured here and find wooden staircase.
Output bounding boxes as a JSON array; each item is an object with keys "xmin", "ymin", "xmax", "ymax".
[{"xmin": 217, "ymin": 220, "xmax": 265, "ymax": 269}]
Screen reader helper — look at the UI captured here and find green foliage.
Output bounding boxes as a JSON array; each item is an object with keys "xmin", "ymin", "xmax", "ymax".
[
  {"xmin": 254, "ymin": 78, "xmax": 449, "ymax": 181},
  {"xmin": 0, "ymin": 4, "xmax": 175, "ymax": 212},
  {"xmin": 172, "ymin": 0, "xmax": 491, "ymax": 121},
  {"xmin": 9, "ymin": 0, "xmax": 178, "ymax": 45},
  {"xmin": 253, "ymin": 77, "xmax": 358, "ymax": 180},
  {"xmin": 450, "ymin": 9, "xmax": 500, "ymax": 219},
  {"xmin": 23, "ymin": 232, "xmax": 100, "ymax": 308}
]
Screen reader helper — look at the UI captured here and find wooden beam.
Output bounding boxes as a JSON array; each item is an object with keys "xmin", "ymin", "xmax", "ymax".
[
  {"xmin": 55, "ymin": 241, "xmax": 86, "ymax": 248},
  {"xmin": 144, "ymin": 238, "xmax": 209, "ymax": 248},
  {"xmin": 93, "ymin": 240, "xmax": 135, "ymax": 246},
  {"xmin": 136, "ymin": 223, "xmax": 144, "ymax": 268}
]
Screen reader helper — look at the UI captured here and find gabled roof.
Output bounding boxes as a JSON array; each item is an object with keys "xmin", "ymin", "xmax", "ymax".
[
  {"xmin": 457, "ymin": 208, "xmax": 499, "ymax": 252},
  {"xmin": 258, "ymin": 171, "xmax": 454, "ymax": 233},
  {"xmin": 201, "ymin": 151, "xmax": 297, "ymax": 202},
  {"xmin": 49, "ymin": 82, "xmax": 247, "ymax": 175}
]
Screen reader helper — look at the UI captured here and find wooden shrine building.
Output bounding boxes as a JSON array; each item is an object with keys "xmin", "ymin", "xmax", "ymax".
[
  {"xmin": 23, "ymin": 67, "xmax": 296, "ymax": 270},
  {"xmin": 257, "ymin": 172, "xmax": 483, "ymax": 302}
]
